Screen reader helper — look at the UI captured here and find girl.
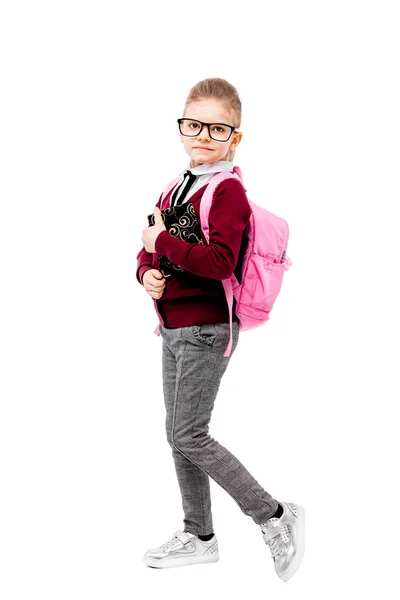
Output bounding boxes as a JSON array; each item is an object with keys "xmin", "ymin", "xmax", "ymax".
[{"xmin": 136, "ymin": 78, "xmax": 305, "ymax": 582}]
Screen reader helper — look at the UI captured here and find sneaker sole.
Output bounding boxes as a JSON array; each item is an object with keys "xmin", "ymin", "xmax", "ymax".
[
  {"xmin": 143, "ymin": 553, "xmax": 219, "ymax": 569},
  {"xmin": 280, "ymin": 504, "xmax": 305, "ymax": 582}
]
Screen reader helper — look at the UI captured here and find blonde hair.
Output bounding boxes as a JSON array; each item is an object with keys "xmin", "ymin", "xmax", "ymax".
[{"xmin": 183, "ymin": 77, "xmax": 242, "ymax": 163}]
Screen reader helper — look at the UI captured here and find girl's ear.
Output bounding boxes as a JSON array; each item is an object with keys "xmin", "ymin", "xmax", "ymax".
[{"xmin": 232, "ymin": 131, "xmax": 243, "ymax": 148}]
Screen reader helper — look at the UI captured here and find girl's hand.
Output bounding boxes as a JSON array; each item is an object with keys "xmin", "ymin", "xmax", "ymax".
[
  {"xmin": 143, "ymin": 269, "xmax": 166, "ymax": 299},
  {"xmin": 141, "ymin": 206, "xmax": 167, "ymax": 253}
]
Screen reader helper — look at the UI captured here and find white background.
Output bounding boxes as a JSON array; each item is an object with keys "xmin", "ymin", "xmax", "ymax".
[{"xmin": 1, "ymin": 1, "xmax": 399, "ymax": 598}]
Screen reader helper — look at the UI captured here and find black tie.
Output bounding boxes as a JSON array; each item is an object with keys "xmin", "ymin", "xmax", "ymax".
[{"xmin": 170, "ymin": 170, "xmax": 197, "ymax": 207}]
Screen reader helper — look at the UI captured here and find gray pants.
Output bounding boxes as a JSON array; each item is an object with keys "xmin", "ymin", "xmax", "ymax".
[{"xmin": 160, "ymin": 321, "xmax": 279, "ymax": 536}]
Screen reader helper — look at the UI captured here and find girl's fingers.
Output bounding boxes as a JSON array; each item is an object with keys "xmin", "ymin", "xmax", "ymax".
[{"xmin": 145, "ymin": 285, "xmax": 165, "ymax": 296}]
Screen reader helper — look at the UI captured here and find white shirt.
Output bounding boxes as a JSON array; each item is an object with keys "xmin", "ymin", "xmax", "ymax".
[{"xmin": 170, "ymin": 160, "xmax": 234, "ymax": 206}]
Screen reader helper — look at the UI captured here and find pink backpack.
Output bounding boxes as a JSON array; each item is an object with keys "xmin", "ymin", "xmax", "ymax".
[{"xmin": 152, "ymin": 166, "xmax": 292, "ymax": 356}]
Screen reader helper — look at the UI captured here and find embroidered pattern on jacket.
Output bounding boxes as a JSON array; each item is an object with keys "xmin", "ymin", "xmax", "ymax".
[{"xmin": 148, "ymin": 202, "xmax": 203, "ymax": 278}]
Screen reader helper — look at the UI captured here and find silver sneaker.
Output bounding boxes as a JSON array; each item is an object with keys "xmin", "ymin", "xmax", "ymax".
[
  {"xmin": 143, "ymin": 530, "xmax": 219, "ymax": 569},
  {"xmin": 260, "ymin": 501, "xmax": 305, "ymax": 582}
]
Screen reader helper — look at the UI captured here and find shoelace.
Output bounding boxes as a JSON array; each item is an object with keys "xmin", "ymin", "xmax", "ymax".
[{"xmin": 262, "ymin": 518, "xmax": 291, "ymax": 559}]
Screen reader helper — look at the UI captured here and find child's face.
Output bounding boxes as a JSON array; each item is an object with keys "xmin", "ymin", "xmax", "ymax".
[{"xmin": 181, "ymin": 99, "xmax": 242, "ymax": 168}]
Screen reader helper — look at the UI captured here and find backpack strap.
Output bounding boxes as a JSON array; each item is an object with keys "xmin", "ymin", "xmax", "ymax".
[
  {"xmin": 199, "ymin": 167, "xmax": 244, "ymax": 239},
  {"xmin": 199, "ymin": 168, "xmax": 245, "ymax": 357}
]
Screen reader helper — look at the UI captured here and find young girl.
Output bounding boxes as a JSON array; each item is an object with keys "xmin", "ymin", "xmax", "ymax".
[{"xmin": 136, "ymin": 78, "xmax": 305, "ymax": 582}]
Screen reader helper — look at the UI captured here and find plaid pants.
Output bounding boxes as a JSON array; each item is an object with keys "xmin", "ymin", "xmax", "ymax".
[{"xmin": 160, "ymin": 321, "xmax": 278, "ymax": 536}]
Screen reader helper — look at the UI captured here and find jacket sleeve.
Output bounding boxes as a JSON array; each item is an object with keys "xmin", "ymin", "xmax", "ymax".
[
  {"xmin": 135, "ymin": 193, "xmax": 162, "ymax": 285},
  {"xmin": 154, "ymin": 179, "xmax": 251, "ymax": 280}
]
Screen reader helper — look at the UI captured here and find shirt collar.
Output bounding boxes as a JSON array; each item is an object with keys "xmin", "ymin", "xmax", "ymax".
[{"xmin": 179, "ymin": 160, "xmax": 234, "ymax": 177}]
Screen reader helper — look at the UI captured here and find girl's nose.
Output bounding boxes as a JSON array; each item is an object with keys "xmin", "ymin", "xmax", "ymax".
[{"xmin": 197, "ymin": 124, "xmax": 210, "ymax": 139}]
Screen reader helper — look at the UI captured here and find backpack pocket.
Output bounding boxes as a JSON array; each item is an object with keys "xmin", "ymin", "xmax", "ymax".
[{"xmin": 240, "ymin": 254, "xmax": 286, "ymax": 314}]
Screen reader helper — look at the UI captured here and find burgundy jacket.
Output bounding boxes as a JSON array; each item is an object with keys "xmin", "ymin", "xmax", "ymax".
[{"xmin": 136, "ymin": 178, "xmax": 251, "ymax": 328}]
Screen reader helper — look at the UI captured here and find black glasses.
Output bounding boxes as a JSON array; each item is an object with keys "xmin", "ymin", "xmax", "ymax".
[{"xmin": 177, "ymin": 118, "xmax": 238, "ymax": 142}]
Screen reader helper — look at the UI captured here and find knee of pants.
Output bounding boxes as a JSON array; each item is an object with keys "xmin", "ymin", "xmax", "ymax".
[{"xmin": 172, "ymin": 430, "xmax": 210, "ymax": 457}]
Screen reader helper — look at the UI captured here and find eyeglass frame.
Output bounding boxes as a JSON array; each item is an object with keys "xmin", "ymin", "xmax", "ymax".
[{"xmin": 177, "ymin": 118, "xmax": 238, "ymax": 142}]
